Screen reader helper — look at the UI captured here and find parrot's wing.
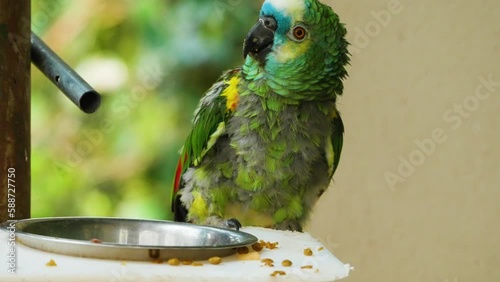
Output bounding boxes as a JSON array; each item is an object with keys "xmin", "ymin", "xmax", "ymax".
[
  {"xmin": 172, "ymin": 68, "xmax": 241, "ymax": 215},
  {"xmin": 328, "ymin": 110, "xmax": 344, "ymax": 179}
]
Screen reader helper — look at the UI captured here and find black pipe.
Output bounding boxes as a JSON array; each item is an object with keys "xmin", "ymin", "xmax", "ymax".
[{"xmin": 31, "ymin": 32, "xmax": 101, "ymax": 114}]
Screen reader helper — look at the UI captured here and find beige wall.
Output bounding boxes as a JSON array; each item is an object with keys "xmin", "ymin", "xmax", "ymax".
[{"xmin": 309, "ymin": 0, "xmax": 500, "ymax": 281}]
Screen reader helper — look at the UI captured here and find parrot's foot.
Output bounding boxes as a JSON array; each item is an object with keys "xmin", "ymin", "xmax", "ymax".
[
  {"xmin": 223, "ymin": 218, "xmax": 242, "ymax": 231},
  {"xmin": 272, "ymin": 220, "xmax": 303, "ymax": 232},
  {"xmin": 204, "ymin": 216, "xmax": 242, "ymax": 231}
]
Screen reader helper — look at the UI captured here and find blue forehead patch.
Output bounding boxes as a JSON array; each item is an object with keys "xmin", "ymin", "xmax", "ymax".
[{"xmin": 260, "ymin": 2, "xmax": 292, "ymax": 34}]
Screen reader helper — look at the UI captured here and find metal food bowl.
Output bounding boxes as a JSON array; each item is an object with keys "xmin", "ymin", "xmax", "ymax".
[{"xmin": 0, "ymin": 217, "xmax": 257, "ymax": 261}]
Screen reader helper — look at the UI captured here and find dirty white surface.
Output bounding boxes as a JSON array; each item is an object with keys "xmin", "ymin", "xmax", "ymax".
[{"xmin": 0, "ymin": 226, "xmax": 351, "ymax": 282}]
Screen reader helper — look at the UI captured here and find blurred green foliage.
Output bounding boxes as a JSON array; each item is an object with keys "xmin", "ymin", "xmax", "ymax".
[{"xmin": 31, "ymin": 0, "xmax": 261, "ymax": 220}]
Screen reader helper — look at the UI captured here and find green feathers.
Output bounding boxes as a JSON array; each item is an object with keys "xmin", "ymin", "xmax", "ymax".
[
  {"xmin": 178, "ymin": 70, "xmax": 241, "ymax": 170},
  {"xmin": 243, "ymin": 0, "xmax": 349, "ymax": 100}
]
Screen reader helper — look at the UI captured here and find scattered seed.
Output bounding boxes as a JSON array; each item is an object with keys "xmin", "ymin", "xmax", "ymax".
[
  {"xmin": 261, "ymin": 258, "xmax": 274, "ymax": 267},
  {"xmin": 192, "ymin": 262, "xmax": 203, "ymax": 266},
  {"xmin": 45, "ymin": 259, "xmax": 57, "ymax": 267},
  {"xmin": 260, "ymin": 240, "xmax": 279, "ymax": 249},
  {"xmin": 237, "ymin": 246, "xmax": 249, "ymax": 254},
  {"xmin": 181, "ymin": 260, "xmax": 193, "ymax": 265},
  {"xmin": 252, "ymin": 242, "xmax": 263, "ymax": 252},
  {"xmin": 281, "ymin": 259, "xmax": 292, "ymax": 267},
  {"xmin": 208, "ymin": 256, "xmax": 222, "ymax": 265},
  {"xmin": 304, "ymin": 248, "xmax": 313, "ymax": 256},
  {"xmin": 167, "ymin": 258, "xmax": 180, "ymax": 266},
  {"xmin": 268, "ymin": 243, "xmax": 278, "ymax": 249},
  {"xmin": 261, "ymin": 258, "xmax": 274, "ymax": 263},
  {"xmin": 270, "ymin": 270, "xmax": 286, "ymax": 276},
  {"xmin": 301, "ymin": 265, "xmax": 313, "ymax": 269},
  {"xmin": 317, "ymin": 246, "xmax": 324, "ymax": 251}
]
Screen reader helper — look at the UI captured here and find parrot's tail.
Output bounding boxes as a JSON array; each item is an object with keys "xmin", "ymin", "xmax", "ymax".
[{"xmin": 173, "ymin": 195, "xmax": 188, "ymax": 222}]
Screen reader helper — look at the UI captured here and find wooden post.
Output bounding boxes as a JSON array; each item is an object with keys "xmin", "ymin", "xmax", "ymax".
[{"xmin": 0, "ymin": 0, "xmax": 31, "ymax": 221}]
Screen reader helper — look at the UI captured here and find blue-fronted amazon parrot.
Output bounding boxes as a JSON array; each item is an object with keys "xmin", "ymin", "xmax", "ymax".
[{"xmin": 172, "ymin": 0, "xmax": 349, "ymax": 231}]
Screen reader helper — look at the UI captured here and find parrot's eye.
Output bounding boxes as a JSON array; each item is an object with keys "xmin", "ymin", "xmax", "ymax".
[{"xmin": 291, "ymin": 25, "xmax": 307, "ymax": 42}]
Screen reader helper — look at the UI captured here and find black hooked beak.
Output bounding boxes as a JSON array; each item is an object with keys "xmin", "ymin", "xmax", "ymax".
[{"xmin": 243, "ymin": 16, "xmax": 277, "ymax": 64}]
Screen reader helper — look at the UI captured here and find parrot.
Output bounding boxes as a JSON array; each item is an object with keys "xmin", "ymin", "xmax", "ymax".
[{"xmin": 171, "ymin": 0, "xmax": 349, "ymax": 232}]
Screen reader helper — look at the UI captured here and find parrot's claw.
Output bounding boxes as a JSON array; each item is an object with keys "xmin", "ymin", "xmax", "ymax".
[{"xmin": 224, "ymin": 218, "xmax": 242, "ymax": 231}]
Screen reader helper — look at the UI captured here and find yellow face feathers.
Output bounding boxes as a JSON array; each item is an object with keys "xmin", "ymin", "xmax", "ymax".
[{"xmin": 274, "ymin": 38, "xmax": 311, "ymax": 63}]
